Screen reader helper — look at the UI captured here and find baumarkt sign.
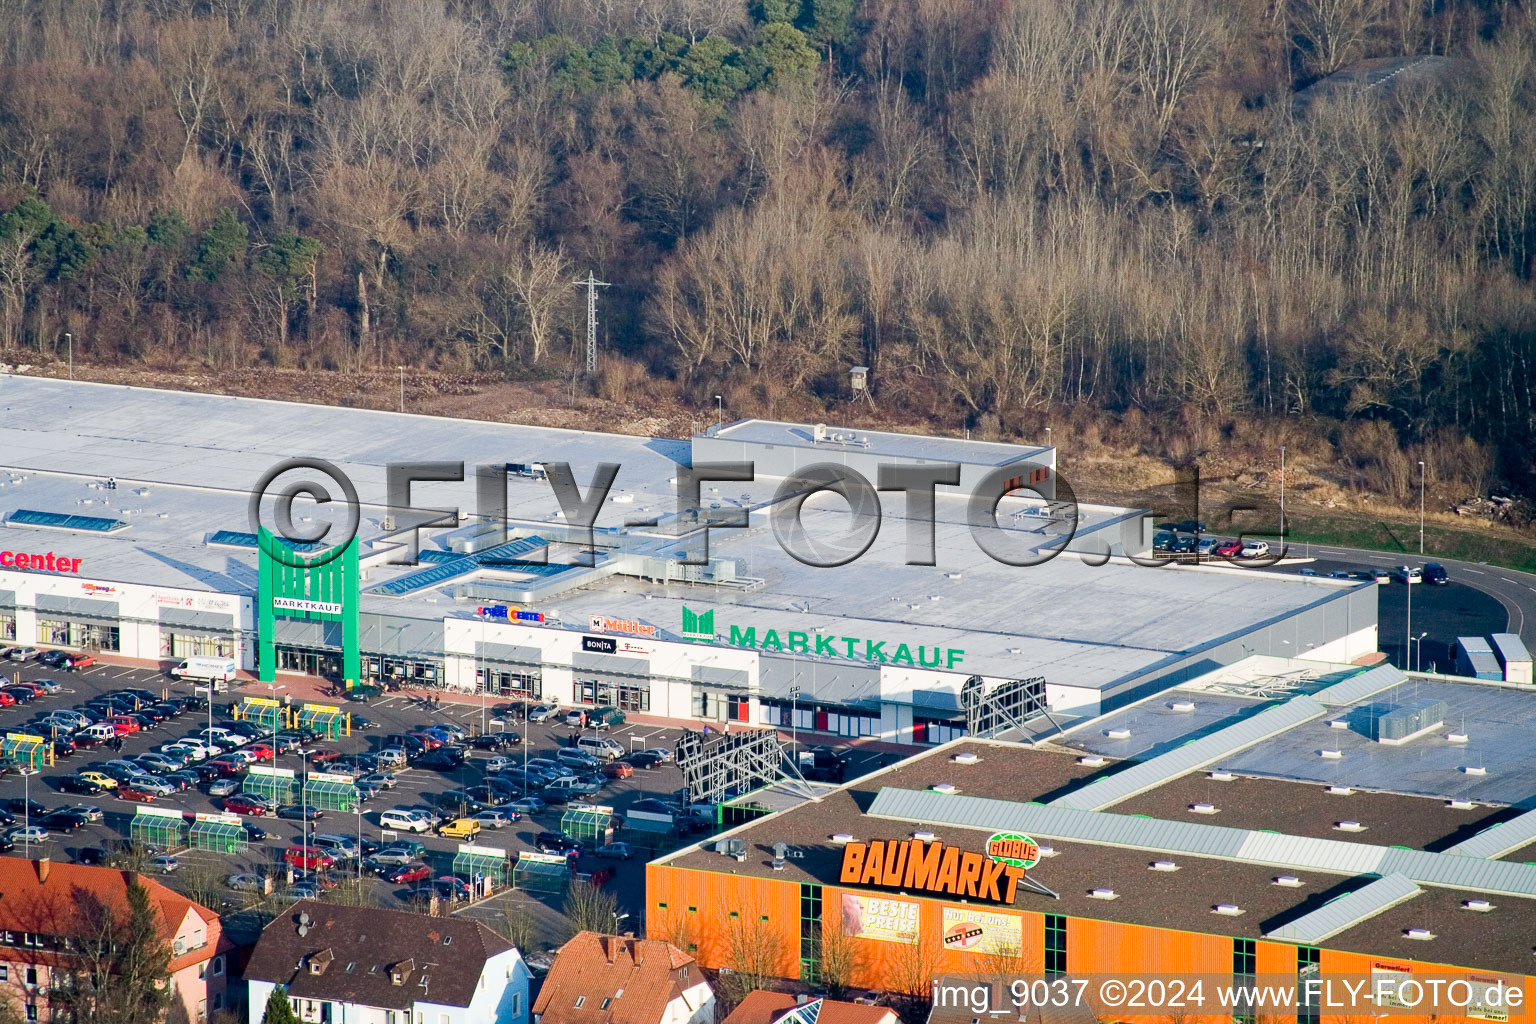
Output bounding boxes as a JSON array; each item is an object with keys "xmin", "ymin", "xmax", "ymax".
[
  {"xmin": 840, "ymin": 839, "xmax": 1025, "ymax": 905},
  {"xmin": 685, "ymin": 607, "xmax": 964, "ymax": 669}
]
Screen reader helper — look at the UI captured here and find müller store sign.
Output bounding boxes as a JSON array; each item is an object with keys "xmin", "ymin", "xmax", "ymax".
[{"xmin": 839, "ymin": 838, "xmax": 1029, "ymax": 905}]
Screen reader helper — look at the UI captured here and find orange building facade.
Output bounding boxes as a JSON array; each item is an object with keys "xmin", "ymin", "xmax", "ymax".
[{"xmin": 647, "ymin": 861, "xmax": 1535, "ymax": 1023}]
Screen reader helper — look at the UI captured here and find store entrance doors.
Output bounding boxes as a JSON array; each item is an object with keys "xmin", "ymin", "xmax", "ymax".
[{"xmin": 275, "ymin": 645, "xmax": 341, "ymax": 679}]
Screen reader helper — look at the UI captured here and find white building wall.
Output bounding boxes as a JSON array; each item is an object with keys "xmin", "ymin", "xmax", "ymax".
[{"xmin": 663, "ymin": 982, "xmax": 716, "ymax": 1024}]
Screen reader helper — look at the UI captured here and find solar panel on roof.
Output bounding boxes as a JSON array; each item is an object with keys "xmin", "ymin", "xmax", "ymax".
[
  {"xmin": 9, "ymin": 508, "xmax": 129, "ymax": 533},
  {"xmin": 1264, "ymin": 873, "xmax": 1421, "ymax": 944},
  {"xmin": 367, "ymin": 536, "xmax": 553, "ymax": 596},
  {"xmin": 1050, "ymin": 695, "xmax": 1327, "ymax": 811},
  {"xmin": 206, "ymin": 529, "xmax": 325, "ymax": 553}
]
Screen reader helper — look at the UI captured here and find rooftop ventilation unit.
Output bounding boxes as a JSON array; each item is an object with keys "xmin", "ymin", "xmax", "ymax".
[
  {"xmin": 1088, "ymin": 888, "xmax": 1119, "ymax": 900},
  {"xmin": 1213, "ymin": 904, "xmax": 1244, "ymax": 916},
  {"xmin": 1329, "ymin": 719, "xmax": 1349, "ymax": 729},
  {"xmin": 951, "ymin": 752, "xmax": 980, "ymax": 765},
  {"xmin": 1105, "ymin": 728, "xmax": 1132, "ymax": 739},
  {"xmin": 1446, "ymin": 732, "xmax": 1469, "ymax": 743},
  {"xmin": 1190, "ymin": 802, "xmax": 1218, "ymax": 814},
  {"xmin": 1079, "ymin": 755, "xmax": 1106, "ymax": 767},
  {"xmin": 912, "ymin": 830, "xmax": 937, "ymax": 842},
  {"xmin": 1463, "ymin": 899, "xmax": 1493, "ymax": 912},
  {"xmin": 1150, "ymin": 860, "xmax": 1179, "ymax": 871},
  {"xmin": 1208, "ymin": 772, "xmax": 1235, "ymax": 782},
  {"xmin": 931, "ymin": 783, "xmax": 958, "ymax": 795},
  {"xmin": 1335, "ymin": 821, "xmax": 1366, "ymax": 832},
  {"xmin": 1169, "ymin": 701, "xmax": 1196, "ymax": 712},
  {"xmin": 1448, "ymin": 799, "xmax": 1476, "ymax": 809},
  {"xmin": 1327, "ymin": 786, "xmax": 1354, "ymax": 795},
  {"xmin": 1462, "ymin": 766, "xmax": 1487, "ymax": 775},
  {"xmin": 1320, "ymin": 749, "xmax": 1343, "ymax": 759},
  {"xmin": 1037, "ymin": 845, "xmax": 1057, "ymax": 858},
  {"xmin": 831, "ymin": 833, "xmax": 854, "ymax": 844},
  {"xmin": 1274, "ymin": 876, "xmax": 1304, "ymax": 887},
  {"xmin": 1404, "ymin": 928, "xmax": 1435, "ymax": 940}
]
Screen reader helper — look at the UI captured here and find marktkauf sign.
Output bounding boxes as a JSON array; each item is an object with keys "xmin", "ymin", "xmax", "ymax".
[
  {"xmin": 273, "ymin": 597, "xmax": 343, "ymax": 615},
  {"xmin": 684, "ymin": 605, "xmax": 964, "ymax": 669},
  {"xmin": 840, "ymin": 839, "xmax": 1026, "ymax": 905}
]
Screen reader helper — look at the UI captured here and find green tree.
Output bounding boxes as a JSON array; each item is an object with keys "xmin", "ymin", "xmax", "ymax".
[
  {"xmin": 188, "ymin": 208, "xmax": 247, "ymax": 283},
  {"xmin": 800, "ymin": 0, "xmax": 855, "ymax": 49},
  {"xmin": 254, "ymin": 228, "xmax": 322, "ymax": 352},
  {"xmin": 146, "ymin": 210, "xmax": 188, "ymax": 249},
  {"xmin": 754, "ymin": 0, "xmax": 803, "ymax": 23},
  {"xmin": 679, "ymin": 35, "xmax": 750, "ymax": 103},
  {"xmin": 55, "ymin": 879, "xmax": 173, "ymax": 1024},
  {"xmin": 749, "ymin": 22, "xmax": 820, "ymax": 93},
  {"xmin": 261, "ymin": 988, "xmax": 299, "ymax": 1024},
  {"xmin": 623, "ymin": 33, "xmax": 688, "ymax": 79}
]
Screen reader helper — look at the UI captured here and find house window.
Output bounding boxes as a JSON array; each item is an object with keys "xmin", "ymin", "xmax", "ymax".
[
  {"xmin": 197, "ymin": 999, "xmax": 208, "ymax": 1023},
  {"xmin": 213, "ymin": 995, "xmax": 224, "ymax": 1011},
  {"xmin": 26, "ymin": 967, "xmax": 38, "ymax": 986},
  {"xmin": 25, "ymin": 1005, "xmax": 37, "ymax": 1023},
  {"xmin": 600, "ymin": 999, "xmax": 612, "ymax": 1010},
  {"xmin": 385, "ymin": 1013, "xmax": 396, "ymax": 1024},
  {"xmin": 512, "ymin": 995, "xmax": 520, "ymax": 1017},
  {"xmin": 300, "ymin": 1000, "xmax": 322, "ymax": 1023},
  {"xmin": 575, "ymin": 997, "xmax": 586, "ymax": 1009},
  {"xmin": 1044, "ymin": 914, "xmax": 1067, "ymax": 975},
  {"xmin": 198, "ymin": 963, "xmax": 207, "ymax": 980},
  {"xmin": 0, "ymin": 966, "xmax": 8, "ymax": 982},
  {"xmin": 212, "ymin": 956, "xmax": 224, "ymax": 976},
  {"xmin": 1297, "ymin": 946, "xmax": 1320, "ymax": 1024},
  {"xmin": 1234, "ymin": 938, "xmax": 1257, "ymax": 1024}
]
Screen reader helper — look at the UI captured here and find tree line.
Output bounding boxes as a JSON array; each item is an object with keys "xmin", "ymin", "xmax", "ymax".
[{"xmin": 0, "ymin": 0, "xmax": 1533, "ymax": 493}]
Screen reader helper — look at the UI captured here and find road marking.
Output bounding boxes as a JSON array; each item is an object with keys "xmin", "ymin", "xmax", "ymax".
[
  {"xmin": 1502, "ymin": 578, "xmax": 1519, "ymax": 585},
  {"xmin": 1463, "ymin": 568, "xmax": 1485, "ymax": 574}
]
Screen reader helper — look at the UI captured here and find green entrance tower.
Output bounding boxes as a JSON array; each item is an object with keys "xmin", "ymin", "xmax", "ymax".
[{"xmin": 257, "ymin": 527, "xmax": 362, "ymax": 688}]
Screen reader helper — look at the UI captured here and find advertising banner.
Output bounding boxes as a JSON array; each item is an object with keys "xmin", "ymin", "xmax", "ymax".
[
  {"xmin": 941, "ymin": 906, "xmax": 1025, "ymax": 956},
  {"xmin": 840, "ymin": 893, "xmax": 919, "ymax": 945}
]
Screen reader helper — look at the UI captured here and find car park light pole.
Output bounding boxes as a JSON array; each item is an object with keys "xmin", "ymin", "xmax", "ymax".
[{"xmin": 1418, "ymin": 460, "xmax": 1425, "ymax": 554}]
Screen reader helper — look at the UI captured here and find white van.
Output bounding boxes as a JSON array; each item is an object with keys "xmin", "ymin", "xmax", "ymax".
[
  {"xmin": 170, "ymin": 656, "xmax": 238, "ymax": 684},
  {"xmin": 576, "ymin": 735, "xmax": 624, "ymax": 761},
  {"xmin": 81, "ymin": 723, "xmax": 117, "ymax": 743},
  {"xmin": 379, "ymin": 809, "xmax": 432, "ymax": 833}
]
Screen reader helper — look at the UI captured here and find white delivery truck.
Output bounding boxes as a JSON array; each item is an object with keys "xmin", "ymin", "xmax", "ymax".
[{"xmin": 169, "ymin": 656, "xmax": 238, "ymax": 687}]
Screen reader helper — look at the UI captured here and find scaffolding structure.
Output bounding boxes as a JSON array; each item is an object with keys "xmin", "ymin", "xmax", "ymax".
[
  {"xmin": 511, "ymin": 851, "xmax": 570, "ymax": 892},
  {"xmin": 130, "ymin": 806, "xmax": 186, "ymax": 851},
  {"xmin": 677, "ymin": 728, "xmax": 788, "ymax": 805}
]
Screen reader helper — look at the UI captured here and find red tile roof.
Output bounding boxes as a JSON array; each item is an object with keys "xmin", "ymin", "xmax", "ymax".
[
  {"xmin": 0, "ymin": 858, "xmax": 222, "ymax": 972},
  {"xmin": 723, "ymin": 992, "xmax": 897, "ymax": 1024},
  {"xmin": 533, "ymin": 932, "xmax": 705, "ymax": 1024}
]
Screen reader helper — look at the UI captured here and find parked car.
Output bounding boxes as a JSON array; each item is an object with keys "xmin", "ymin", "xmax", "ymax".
[
  {"xmin": 471, "ymin": 809, "xmax": 516, "ymax": 829},
  {"xmin": 363, "ymin": 771, "xmax": 397, "ymax": 790},
  {"xmin": 555, "ymin": 748, "xmax": 602, "ymax": 770},
  {"xmin": 206, "ymin": 778, "xmax": 242, "ymax": 797},
  {"xmin": 534, "ymin": 832, "xmax": 583, "ymax": 858},
  {"xmin": 227, "ymin": 873, "xmax": 267, "ymax": 892},
  {"xmin": 223, "ymin": 794, "xmax": 271, "ymax": 816},
  {"xmin": 10, "ymin": 825, "xmax": 51, "ymax": 843},
  {"xmin": 507, "ymin": 795, "xmax": 546, "ymax": 815},
  {"xmin": 375, "ymin": 748, "xmax": 408, "ymax": 768},
  {"xmin": 1238, "ymin": 540, "xmax": 1271, "ymax": 558},
  {"xmin": 308, "ymin": 748, "xmax": 342, "ymax": 764},
  {"xmin": 601, "ymin": 761, "xmax": 634, "ymax": 779},
  {"xmin": 1213, "ymin": 540, "xmax": 1243, "ymax": 558},
  {"xmin": 6, "ymin": 646, "xmax": 41, "ymax": 661},
  {"xmin": 378, "ymin": 808, "xmax": 433, "ymax": 833},
  {"xmin": 433, "ymin": 876, "xmax": 473, "ymax": 902},
  {"xmin": 78, "ymin": 845, "xmax": 112, "ymax": 866},
  {"xmin": 60, "ymin": 775, "xmax": 105, "ymax": 796},
  {"xmin": 40, "ymin": 809, "xmax": 90, "ymax": 832},
  {"xmin": 1372, "ymin": 567, "xmax": 1393, "ymax": 583},
  {"xmin": 276, "ymin": 803, "xmax": 323, "ymax": 821},
  {"xmin": 284, "ymin": 846, "xmax": 336, "ymax": 872},
  {"xmin": 416, "ymin": 747, "xmax": 467, "ymax": 771},
  {"xmin": 1397, "ymin": 565, "xmax": 1424, "ymax": 583},
  {"xmin": 1423, "ymin": 562, "xmax": 1449, "ymax": 584},
  {"xmin": 436, "ymin": 817, "xmax": 481, "ymax": 840},
  {"xmin": 640, "ymin": 747, "xmax": 676, "ymax": 763},
  {"xmin": 117, "ymin": 784, "xmax": 157, "ymax": 802},
  {"xmin": 242, "ymin": 823, "xmax": 269, "ymax": 842},
  {"xmin": 594, "ymin": 841, "xmax": 634, "ymax": 860},
  {"xmin": 527, "ymin": 704, "xmax": 560, "ymax": 723},
  {"xmin": 150, "ymin": 855, "xmax": 179, "ymax": 874},
  {"xmin": 387, "ymin": 863, "xmax": 432, "ymax": 884},
  {"xmin": 70, "ymin": 804, "xmax": 104, "ymax": 822}
]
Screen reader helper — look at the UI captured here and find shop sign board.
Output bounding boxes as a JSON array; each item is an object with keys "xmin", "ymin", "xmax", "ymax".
[
  {"xmin": 986, "ymin": 832, "xmax": 1042, "ymax": 870},
  {"xmin": 839, "ymin": 839, "xmax": 1025, "ymax": 905},
  {"xmin": 839, "ymin": 893, "xmax": 919, "ymax": 944},
  {"xmin": 685, "ymin": 606, "xmax": 965, "ymax": 668},
  {"xmin": 940, "ymin": 906, "xmax": 1024, "ymax": 956},
  {"xmin": 588, "ymin": 615, "xmax": 656, "ymax": 637}
]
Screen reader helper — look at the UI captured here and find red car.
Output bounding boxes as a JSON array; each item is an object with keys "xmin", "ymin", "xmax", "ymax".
[
  {"xmin": 223, "ymin": 794, "xmax": 269, "ymax": 816},
  {"xmin": 246, "ymin": 743, "xmax": 275, "ymax": 762},
  {"xmin": 107, "ymin": 715, "xmax": 140, "ymax": 736},
  {"xmin": 307, "ymin": 748, "xmax": 341, "ymax": 764},
  {"xmin": 387, "ymin": 863, "xmax": 432, "ymax": 884},
  {"xmin": 118, "ymin": 784, "xmax": 156, "ymax": 802},
  {"xmin": 1213, "ymin": 540, "xmax": 1244, "ymax": 558},
  {"xmin": 284, "ymin": 846, "xmax": 336, "ymax": 872},
  {"xmin": 14, "ymin": 681, "xmax": 45, "ymax": 696},
  {"xmin": 208, "ymin": 759, "xmax": 244, "ymax": 777},
  {"xmin": 407, "ymin": 731, "xmax": 443, "ymax": 750},
  {"xmin": 0, "ymin": 692, "xmax": 14, "ymax": 707},
  {"xmin": 602, "ymin": 761, "xmax": 634, "ymax": 779}
]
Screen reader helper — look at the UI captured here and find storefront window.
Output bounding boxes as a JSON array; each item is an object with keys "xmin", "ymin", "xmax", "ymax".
[
  {"xmin": 0, "ymin": 613, "xmax": 14, "ymax": 641},
  {"xmin": 36, "ymin": 619, "xmax": 120, "ymax": 651},
  {"xmin": 475, "ymin": 667, "xmax": 543, "ymax": 699},
  {"xmin": 914, "ymin": 716, "xmax": 965, "ymax": 744},
  {"xmin": 576, "ymin": 677, "xmax": 649, "ymax": 711},
  {"xmin": 160, "ymin": 632, "xmax": 236, "ymax": 659}
]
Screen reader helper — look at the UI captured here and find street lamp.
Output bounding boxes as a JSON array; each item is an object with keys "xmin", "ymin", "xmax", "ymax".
[
  {"xmin": 65, "ymin": 332, "xmax": 72, "ymax": 381},
  {"xmin": 398, "ymin": 366, "xmax": 405, "ymax": 413},
  {"xmin": 1410, "ymin": 631, "xmax": 1428, "ymax": 673},
  {"xmin": 1418, "ymin": 460, "xmax": 1425, "ymax": 555},
  {"xmin": 1280, "ymin": 445, "xmax": 1286, "ymax": 545},
  {"xmin": 1406, "ymin": 568, "xmax": 1413, "ymax": 674},
  {"xmin": 714, "ymin": 395, "xmax": 722, "ymax": 427}
]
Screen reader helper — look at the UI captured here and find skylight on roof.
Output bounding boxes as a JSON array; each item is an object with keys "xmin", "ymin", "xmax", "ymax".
[{"xmin": 8, "ymin": 508, "xmax": 128, "ymax": 533}]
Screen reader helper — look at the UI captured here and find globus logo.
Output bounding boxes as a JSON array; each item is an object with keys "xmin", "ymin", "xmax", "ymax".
[{"xmin": 986, "ymin": 832, "xmax": 1041, "ymax": 870}]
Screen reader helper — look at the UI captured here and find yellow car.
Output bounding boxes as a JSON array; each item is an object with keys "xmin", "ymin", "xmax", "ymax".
[
  {"xmin": 79, "ymin": 771, "xmax": 118, "ymax": 790},
  {"xmin": 436, "ymin": 818, "xmax": 481, "ymax": 840}
]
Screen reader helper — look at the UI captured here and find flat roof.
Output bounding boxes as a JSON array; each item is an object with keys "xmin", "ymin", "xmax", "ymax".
[
  {"xmin": 0, "ymin": 377, "xmax": 1357, "ymax": 689},
  {"xmin": 707, "ymin": 419, "xmax": 1049, "ymax": 468},
  {"xmin": 657, "ymin": 738, "xmax": 1536, "ymax": 975}
]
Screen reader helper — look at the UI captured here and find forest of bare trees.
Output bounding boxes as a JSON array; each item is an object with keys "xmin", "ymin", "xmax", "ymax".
[{"xmin": 0, "ymin": 0, "xmax": 1533, "ymax": 492}]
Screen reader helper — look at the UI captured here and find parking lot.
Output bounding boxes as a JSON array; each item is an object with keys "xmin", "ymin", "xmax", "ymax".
[{"xmin": 0, "ymin": 658, "xmax": 711, "ymax": 939}]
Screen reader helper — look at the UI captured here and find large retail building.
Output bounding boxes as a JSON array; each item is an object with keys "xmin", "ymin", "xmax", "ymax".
[
  {"xmin": 647, "ymin": 658, "xmax": 1536, "ymax": 1009},
  {"xmin": 0, "ymin": 376, "xmax": 1376, "ymax": 740}
]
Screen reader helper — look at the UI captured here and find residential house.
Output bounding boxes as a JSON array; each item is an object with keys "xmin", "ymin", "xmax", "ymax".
[
  {"xmin": 0, "ymin": 856, "xmax": 231, "ymax": 1024},
  {"xmin": 722, "ymin": 993, "xmax": 897, "ymax": 1024},
  {"xmin": 244, "ymin": 901, "xmax": 528, "ymax": 1024},
  {"xmin": 532, "ymin": 932, "xmax": 712, "ymax": 1024}
]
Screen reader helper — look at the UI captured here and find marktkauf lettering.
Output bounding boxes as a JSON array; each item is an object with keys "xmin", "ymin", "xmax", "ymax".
[
  {"xmin": 840, "ymin": 839, "xmax": 1025, "ymax": 905},
  {"xmin": 725, "ymin": 625, "xmax": 963, "ymax": 669}
]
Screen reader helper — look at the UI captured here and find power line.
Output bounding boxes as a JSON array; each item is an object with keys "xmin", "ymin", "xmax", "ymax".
[{"xmin": 574, "ymin": 271, "xmax": 610, "ymax": 376}]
